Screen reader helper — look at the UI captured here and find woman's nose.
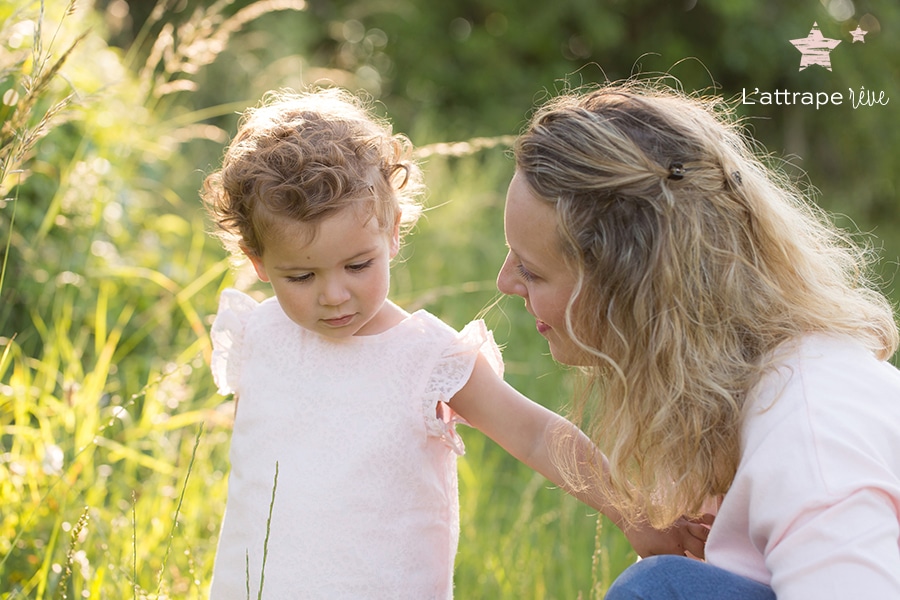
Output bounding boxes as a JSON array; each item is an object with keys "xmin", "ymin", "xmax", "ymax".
[{"xmin": 497, "ymin": 252, "xmax": 524, "ymax": 298}]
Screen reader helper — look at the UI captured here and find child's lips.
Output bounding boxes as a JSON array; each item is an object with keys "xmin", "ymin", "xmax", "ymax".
[
  {"xmin": 536, "ymin": 319, "xmax": 550, "ymax": 334},
  {"xmin": 323, "ymin": 314, "xmax": 354, "ymax": 327}
]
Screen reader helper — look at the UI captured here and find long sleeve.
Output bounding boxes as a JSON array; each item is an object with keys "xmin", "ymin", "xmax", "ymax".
[{"xmin": 706, "ymin": 335, "xmax": 900, "ymax": 599}]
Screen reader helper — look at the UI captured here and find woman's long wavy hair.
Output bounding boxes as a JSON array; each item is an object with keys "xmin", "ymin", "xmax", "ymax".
[
  {"xmin": 202, "ymin": 87, "xmax": 423, "ymax": 258},
  {"xmin": 515, "ymin": 80, "xmax": 898, "ymax": 528}
]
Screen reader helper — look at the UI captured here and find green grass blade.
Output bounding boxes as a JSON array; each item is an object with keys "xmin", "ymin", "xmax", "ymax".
[
  {"xmin": 0, "ymin": 178, "xmax": 18, "ymax": 297},
  {"xmin": 155, "ymin": 424, "xmax": 205, "ymax": 595},
  {"xmin": 258, "ymin": 461, "xmax": 279, "ymax": 600}
]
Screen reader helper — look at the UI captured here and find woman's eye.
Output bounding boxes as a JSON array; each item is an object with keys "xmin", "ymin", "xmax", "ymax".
[
  {"xmin": 286, "ymin": 273, "xmax": 313, "ymax": 283},
  {"xmin": 347, "ymin": 259, "xmax": 374, "ymax": 272},
  {"xmin": 516, "ymin": 263, "xmax": 536, "ymax": 282}
]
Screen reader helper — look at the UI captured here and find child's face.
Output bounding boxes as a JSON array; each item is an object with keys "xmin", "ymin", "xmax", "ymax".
[
  {"xmin": 247, "ymin": 207, "xmax": 400, "ymax": 339},
  {"xmin": 497, "ymin": 171, "xmax": 583, "ymax": 365}
]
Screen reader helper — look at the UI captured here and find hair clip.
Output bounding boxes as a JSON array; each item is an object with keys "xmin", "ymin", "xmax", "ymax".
[
  {"xmin": 667, "ymin": 162, "xmax": 686, "ymax": 181},
  {"xmin": 731, "ymin": 171, "xmax": 743, "ymax": 185}
]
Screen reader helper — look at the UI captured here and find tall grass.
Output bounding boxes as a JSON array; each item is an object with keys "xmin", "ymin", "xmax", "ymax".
[{"xmin": 0, "ymin": 3, "xmax": 635, "ymax": 598}]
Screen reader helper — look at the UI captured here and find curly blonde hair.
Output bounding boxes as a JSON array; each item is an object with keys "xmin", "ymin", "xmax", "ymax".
[
  {"xmin": 514, "ymin": 80, "xmax": 898, "ymax": 528},
  {"xmin": 202, "ymin": 87, "xmax": 423, "ymax": 258}
]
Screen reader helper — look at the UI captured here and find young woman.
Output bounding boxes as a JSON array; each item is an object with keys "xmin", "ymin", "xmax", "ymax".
[{"xmin": 497, "ymin": 80, "xmax": 900, "ymax": 599}]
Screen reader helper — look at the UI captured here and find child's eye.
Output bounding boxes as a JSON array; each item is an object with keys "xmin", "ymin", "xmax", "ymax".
[
  {"xmin": 286, "ymin": 273, "xmax": 313, "ymax": 283},
  {"xmin": 347, "ymin": 259, "xmax": 374, "ymax": 272},
  {"xmin": 516, "ymin": 263, "xmax": 536, "ymax": 282}
]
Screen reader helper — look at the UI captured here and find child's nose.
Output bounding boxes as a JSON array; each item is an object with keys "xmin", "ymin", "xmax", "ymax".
[{"xmin": 319, "ymin": 278, "xmax": 351, "ymax": 306}]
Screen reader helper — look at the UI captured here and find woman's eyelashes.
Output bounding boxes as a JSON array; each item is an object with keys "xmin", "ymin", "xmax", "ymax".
[{"xmin": 516, "ymin": 263, "xmax": 536, "ymax": 282}]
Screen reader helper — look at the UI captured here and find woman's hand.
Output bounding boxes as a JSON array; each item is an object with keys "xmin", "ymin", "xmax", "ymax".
[{"xmin": 621, "ymin": 514, "xmax": 713, "ymax": 559}]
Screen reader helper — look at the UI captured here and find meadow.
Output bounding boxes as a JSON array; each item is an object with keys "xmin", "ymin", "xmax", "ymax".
[
  {"xmin": 0, "ymin": 2, "xmax": 634, "ymax": 597},
  {"xmin": 3, "ymin": 1, "xmax": 899, "ymax": 598}
]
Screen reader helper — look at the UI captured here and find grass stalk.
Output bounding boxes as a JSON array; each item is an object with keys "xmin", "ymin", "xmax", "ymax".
[
  {"xmin": 55, "ymin": 506, "xmax": 90, "ymax": 600},
  {"xmin": 590, "ymin": 516, "xmax": 608, "ymax": 600},
  {"xmin": 258, "ymin": 461, "xmax": 279, "ymax": 600},
  {"xmin": 155, "ymin": 424, "xmax": 206, "ymax": 596},
  {"xmin": 132, "ymin": 491, "xmax": 138, "ymax": 600},
  {"xmin": 0, "ymin": 175, "xmax": 19, "ymax": 297}
]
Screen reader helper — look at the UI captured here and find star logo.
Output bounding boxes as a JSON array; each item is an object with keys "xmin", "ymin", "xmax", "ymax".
[
  {"xmin": 790, "ymin": 22, "xmax": 841, "ymax": 71},
  {"xmin": 850, "ymin": 26, "xmax": 867, "ymax": 43}
]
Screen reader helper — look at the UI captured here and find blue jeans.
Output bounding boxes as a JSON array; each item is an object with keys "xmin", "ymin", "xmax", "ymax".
[{"xmin": 606, "ymin": 556, "xmax": 776, "ymax": 600}]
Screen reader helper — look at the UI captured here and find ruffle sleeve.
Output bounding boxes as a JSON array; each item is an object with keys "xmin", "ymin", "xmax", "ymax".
[
  {"xmin": 424, "ymin": 319, "xmax": 504, "ymax": 455},
  {"xmin": 209, "ymin": 288, "xmax": 258, "ymax": 396}
]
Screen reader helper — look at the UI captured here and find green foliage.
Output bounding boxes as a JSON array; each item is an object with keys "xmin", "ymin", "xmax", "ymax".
[{"xmin": 3, "ymin": 0, "xmax": 899, "ymax": 597}]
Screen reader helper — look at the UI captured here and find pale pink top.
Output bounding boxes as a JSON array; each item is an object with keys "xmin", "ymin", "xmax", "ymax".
[
  {"xmin": 207, "ymin": 289, "xmax": 502, "ymax": 599},
  {"xmin": 706, "ymin": 334, "xmax": 900, "ymax": 599}
]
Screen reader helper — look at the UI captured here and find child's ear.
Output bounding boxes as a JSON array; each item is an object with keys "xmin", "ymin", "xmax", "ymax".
[{"xmin": 241, "ymin": 246, "xmax": 270, "ymax": 282}]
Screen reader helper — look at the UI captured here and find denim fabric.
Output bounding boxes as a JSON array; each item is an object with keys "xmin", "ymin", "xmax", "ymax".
[{"xmin": 606, "ymin": 556, "xmax": 776, "ymax": 600}]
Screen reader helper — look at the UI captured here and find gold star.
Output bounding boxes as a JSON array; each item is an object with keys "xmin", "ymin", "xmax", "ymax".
[
  {"xmin": 850, "ymin": 26, "xmax": 867, "ymax": 43},
  {"xmin": 790, "ymin": 22, "xmax": 841, "ymax": 71}
]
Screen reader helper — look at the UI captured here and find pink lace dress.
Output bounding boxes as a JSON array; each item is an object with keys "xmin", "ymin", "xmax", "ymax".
[{"xmin": 207, "ymin": 288, "xmax": 502, "ymax": 599}]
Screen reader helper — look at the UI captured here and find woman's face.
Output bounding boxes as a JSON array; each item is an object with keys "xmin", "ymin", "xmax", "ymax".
[{"xmin": 497, "ymin": 171, "xmax": 584, "ymax": 364}]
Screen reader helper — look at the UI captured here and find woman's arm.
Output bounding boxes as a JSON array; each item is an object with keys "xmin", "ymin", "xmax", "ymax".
[{"xmin": 450, "ymin": 354, "xmax": 709, "ymax": 558}]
